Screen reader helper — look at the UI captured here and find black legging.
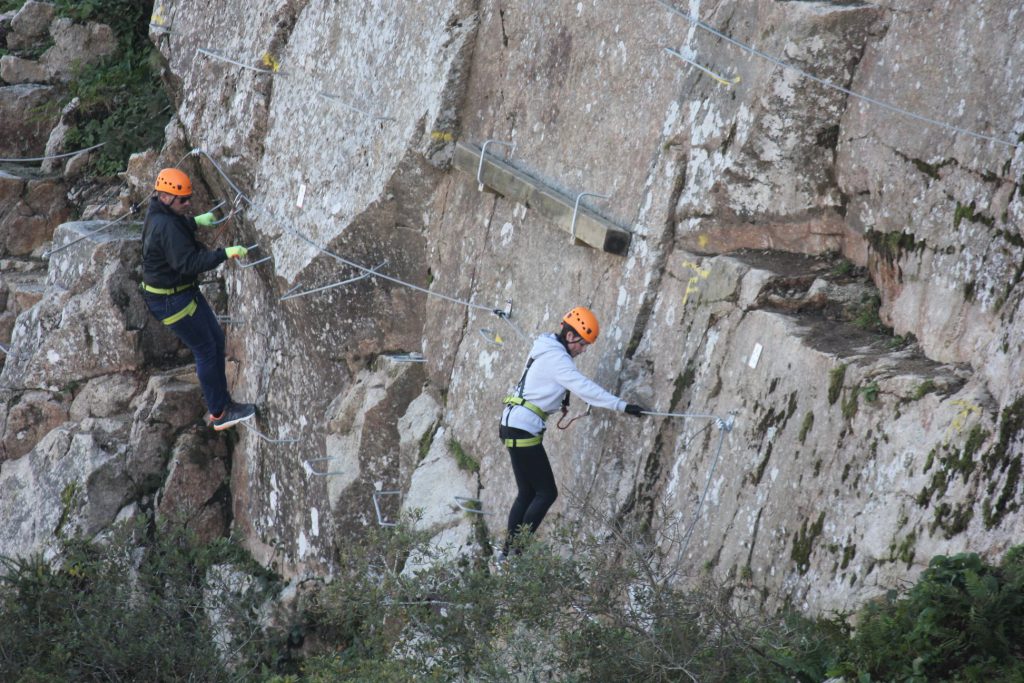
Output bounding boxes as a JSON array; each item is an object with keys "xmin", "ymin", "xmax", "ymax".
[{"xmin": 504, "ymin": 439, "xmax": 558, "ymax": 553}]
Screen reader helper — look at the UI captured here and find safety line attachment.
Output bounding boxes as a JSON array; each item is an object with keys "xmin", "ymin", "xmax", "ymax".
[{"xmin": 279, "ymin": 260, "xmax": 387, "ymax": 301}]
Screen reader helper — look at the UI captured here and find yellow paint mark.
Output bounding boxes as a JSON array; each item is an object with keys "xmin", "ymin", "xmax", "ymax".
[
  {"xmin": 680, "ymin": 260, "xmax": 712, "ymax": 306},
  {"xmin": 711, "ymin": 73, "xmax": 741, "ymax": 88},
  {"xmin": 431, "ymin": 131, "xmax": 455, "ymax": 142},
  {"xmin": 495, "ymin": 333, "xmax": 503, "ymax": 344},
  {"xmin": 697, "ymin": 234, "xmax": 708, "ymax": 249},
  {"xmin": 150, "ymin": 3, "xmax": 168, "ymax": 26},
  {"xmin": 261, "ymin": 52, "xmax": 281, "ymax": 73},
  {"xmin": 944, "ymin": 399, "xmax": 982, "ymax": 444}
]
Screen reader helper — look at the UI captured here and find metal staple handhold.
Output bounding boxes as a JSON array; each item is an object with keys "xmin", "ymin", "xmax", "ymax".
[
  {"xmin": 303, "ymin": 456, "xmax": 346, "ymax": 477},
  {"xmin": 454, "ymin": 496, "xmax": 493, "ymax": 515},
  {"xmin": 570, "ymin": 191, "xmax": 611, "ymax": 244},
  {"xmin": 477, "ymin": 139, "xmax": 516, "ymax": 191},
  {"xmin": 372, "ymin": 489, "xmax": 402, "ymax": 527},
  {"xmin": 240, "ymin": 420, "xmax": 300, "ymax": 443},
  {"xmin": 238, "ymin": 244, "xmax": 272, "ymax": 269},
  {"xmin": 479, "ymin": 328, "xmax": 504, "ymax": 346},
  {"xmin": 386, "ymin": 352, "xmax": 426, "ymax": 363}
]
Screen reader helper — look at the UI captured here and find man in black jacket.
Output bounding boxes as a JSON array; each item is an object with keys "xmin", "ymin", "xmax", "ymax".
[{"xmin": 141, "ymin": 167, "xmax": 255, "ymax": 430}]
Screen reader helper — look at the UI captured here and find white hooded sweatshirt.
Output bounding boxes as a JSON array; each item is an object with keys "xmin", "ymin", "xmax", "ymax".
[{"xmin": 501, "ymin": 333, "xmax": 626, "ymax": 436}]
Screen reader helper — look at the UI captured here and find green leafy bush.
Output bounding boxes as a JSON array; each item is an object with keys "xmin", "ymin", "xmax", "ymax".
[
  {"xmin": 830, "ymin": 547, "xmax": 1024, "ymax": 682},
  {"xmin": 54, "ymin": 0, "xmax": 171, "ymax": 176}
]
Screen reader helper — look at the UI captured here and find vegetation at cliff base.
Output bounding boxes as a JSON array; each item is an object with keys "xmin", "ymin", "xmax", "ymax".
[
  {"xmin": 0, "ymin": 519, "xmax": 288, "ymax": 682},
  {"xmin": 1, "ymin": 517, "xmax": 1021, "ymax": 682}
]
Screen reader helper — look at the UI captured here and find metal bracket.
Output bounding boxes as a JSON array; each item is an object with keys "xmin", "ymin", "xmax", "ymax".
[
  {"xmin": 477, "ymin": 139, "xmax": 516, "ymax": 191},
  {"xmin": 570, "ymin": 191, "xmax": 611, "ymax": 244},
  {"xmin": 280, "ymin": 260, "xmax": 387, "ymax": 301}
]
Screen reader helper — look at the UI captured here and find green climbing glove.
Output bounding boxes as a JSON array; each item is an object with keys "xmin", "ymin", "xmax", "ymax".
[
  {"xmin": 194, "ymin": 212, "xmax": 216, "ymax": 226},
  {"xmin": 225, "ymin": 245, "xmax": 248, "ymax": 259}
]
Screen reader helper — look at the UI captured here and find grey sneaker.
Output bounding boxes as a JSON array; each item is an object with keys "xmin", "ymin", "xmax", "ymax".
[{"xmin": 211, "ymin": 401, "xmax": 256, "ymax": 431}]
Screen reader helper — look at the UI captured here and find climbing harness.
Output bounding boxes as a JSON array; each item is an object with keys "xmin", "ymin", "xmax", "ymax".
[
  {"xmin": 500, "ymin": 358, "xmax": 548, "ymax": 448},
  {"xmin": 141, "ymin": 282, "xmax": 195, "ymax": 295},
  {"xmin": 502, "ymin": 395, "xmax": 548, "ymax": 422},
  {"xmin": 159, "ymin": 299, "xmax": 197, "ymax": 326}
]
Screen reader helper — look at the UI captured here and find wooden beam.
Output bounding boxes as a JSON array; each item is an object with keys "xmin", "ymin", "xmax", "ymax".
[{"xmin": 452, "ymin": 141, "xmax": 632, "ymax": 257}]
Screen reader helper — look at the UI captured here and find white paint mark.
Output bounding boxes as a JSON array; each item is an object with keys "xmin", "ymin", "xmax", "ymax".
[
  {"xmin": 748, "ymin": 342, "xmax": 763, "ymax": 369},
  {"xmin": 296, "ymin": 183, "xmax": 306, "ymax": 208}
]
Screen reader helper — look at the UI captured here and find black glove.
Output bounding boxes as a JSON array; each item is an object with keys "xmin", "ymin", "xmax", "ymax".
[{"xmin": 624, "ymin": 404, "xmax": 647, "ymax": 417}]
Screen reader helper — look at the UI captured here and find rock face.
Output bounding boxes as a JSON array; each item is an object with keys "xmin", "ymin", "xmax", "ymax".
[
  {"xmin": 0, "ymin": 170, "xmax": 71, "ymax": 256},
  {"xmin": 1, "ymin": 0, "xmax": 1023, "ymax": 618},
  {"xmin": 0, "ymin": 84, "xmax": 57, "ymax": 157},
  {"xmin": 0, "ymin": 221, "xmax": 237, "ymax": 559}
]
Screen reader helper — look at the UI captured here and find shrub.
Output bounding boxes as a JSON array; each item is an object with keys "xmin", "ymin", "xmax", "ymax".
[
  {"xmin": 0, "ymin": 518, "xmax": 288, "ymax": 682},
  {"xmin": 830, "ymin": 547, "xmax": 1024, "ymax": 681}
]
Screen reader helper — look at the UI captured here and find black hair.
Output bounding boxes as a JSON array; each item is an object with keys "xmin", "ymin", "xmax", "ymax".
[{"xmin": 556, "ymin": 322, "xmax": 574, "ymax": 351}]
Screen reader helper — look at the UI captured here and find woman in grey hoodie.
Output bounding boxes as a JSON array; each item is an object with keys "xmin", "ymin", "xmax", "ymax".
[{"xmin": 498, "ymin": 306, "xmax": 646, "ymax": 556}]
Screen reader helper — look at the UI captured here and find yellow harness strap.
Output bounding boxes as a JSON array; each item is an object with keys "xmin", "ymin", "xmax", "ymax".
[
  {"xmin": 502, "ymin": 395, "xmax": 548, "ymax": 421},
  {"xmin": 161, "ymin": 298, "xmax": 197, "ymax": 325},
  {"xmin": 141, "ymin": 282, "xmax": 196, "ymax": 295},
  {"xmin": 503, "ymin": 434, "xmax": 543, "ymax": 448}
]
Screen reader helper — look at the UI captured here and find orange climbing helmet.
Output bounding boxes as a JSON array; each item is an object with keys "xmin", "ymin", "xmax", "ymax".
[
  {"xmin": 154, "ymin": 168, "xmax": 192, "ymax": 196},
  {"xmin": 562, "ymin": 306, "xmax": 599, "ymax": 344}
]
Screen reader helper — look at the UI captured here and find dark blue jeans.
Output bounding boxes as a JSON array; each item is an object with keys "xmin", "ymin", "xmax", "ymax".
[{"xmin": 144, "ymin": 289, "xmax": 229, "ymax": 416}]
